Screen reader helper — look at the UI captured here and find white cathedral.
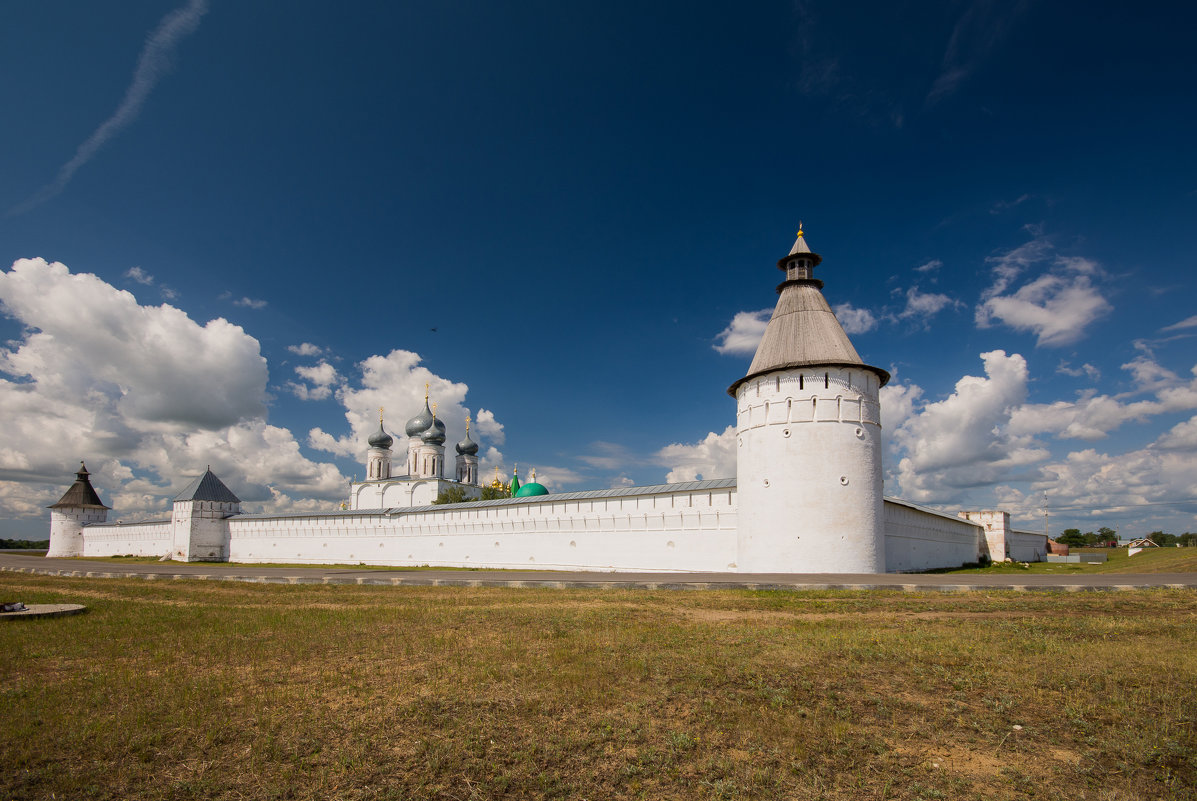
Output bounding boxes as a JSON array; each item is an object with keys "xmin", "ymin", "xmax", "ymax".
[{"xmin": 46, "ymin": 229, "xmax": 1049, "ymax": 573}]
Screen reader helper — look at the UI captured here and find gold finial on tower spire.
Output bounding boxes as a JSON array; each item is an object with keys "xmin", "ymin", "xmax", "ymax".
[
  {"xmin": 797, "ymin": 221, "xmax": 804, "ymax": 238},
  {"xmin": 431, "ymin": 401, "xmax": 438, "ymax": 421},
  {"xmin": 379, "ymin": 406, "xmax": 384, "ymax": 424},
  {"xmin": 465, "ymin": 412, "xmax": 471, "ymax": 434},
  {"xmin": 424, "ymin": 382, "xmax": 429, "ymax": 402}
]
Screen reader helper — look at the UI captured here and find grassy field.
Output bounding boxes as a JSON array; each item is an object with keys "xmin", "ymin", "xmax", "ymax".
[
  {"xmin": 953, "ymin": 546, "xmax": 1197, "ymax": 575},
  {"xmin": 2, "ymin": 575, "xmax": 1194, "ymax": 801}
]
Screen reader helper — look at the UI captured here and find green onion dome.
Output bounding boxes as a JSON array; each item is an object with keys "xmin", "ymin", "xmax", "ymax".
[
  {"xmin": 512, "ymin": 468, "xmax": 547, "ymax": 497},
  {"xmin": 513, "ymin": 481, "xmax": 548, "ymax": 497}
]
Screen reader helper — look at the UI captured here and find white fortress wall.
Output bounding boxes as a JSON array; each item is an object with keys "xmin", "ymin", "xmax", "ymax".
[
  {"xmin": 1008, "ymin": 530, "xmax": 1049, "ymax": 563},
  {"xmin": 228, "ymin": 479, "xmax": 739, "ymax": 572},
  {"xmin": 80, "ymin": 520, "xmax": 172, "ymax": 557},
  {"xmin": 883, "ymin": 498, "xmax": 984, "ymax": 572}
]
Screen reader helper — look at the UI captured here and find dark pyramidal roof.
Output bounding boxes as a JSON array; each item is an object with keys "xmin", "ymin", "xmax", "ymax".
[
  {"xmin": 174, "ymin": 468, "xmax": 241, "ymax": 504},
  {"xmin": 49, "ymin": 462, "xmax": 110, "ymax": 509}
]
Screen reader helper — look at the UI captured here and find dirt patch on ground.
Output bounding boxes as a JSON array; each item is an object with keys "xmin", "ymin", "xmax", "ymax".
[{"xmin": 674, "ymin": 607, "xmax": 1029, "ymax": 624}]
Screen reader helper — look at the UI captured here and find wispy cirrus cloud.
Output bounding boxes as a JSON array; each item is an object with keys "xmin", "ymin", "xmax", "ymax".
[
  {"xmin": 9, "ymin": 0, "xmax": 209, "ymax": 215},
  {"xmin": 125, "ymin": 266, "xmax": 155, "ymax": 285},
  {"xmin": 926, "ymin": 0, "xmax": 1028, "ymax": 106},
  {"xmin": 1162, "ymin": 315, "xmax": 1197, "ymax": 333}
]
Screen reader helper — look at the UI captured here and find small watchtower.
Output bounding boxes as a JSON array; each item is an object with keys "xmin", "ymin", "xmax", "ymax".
[
  {"xmin": 46, "ymin": 462, "xmax": 110, "ymax": 557},
  {"xmin": 170, "ymin": 468, "xmax": 241, "ymax": 561}
]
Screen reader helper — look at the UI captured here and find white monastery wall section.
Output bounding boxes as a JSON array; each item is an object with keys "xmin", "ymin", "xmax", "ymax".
[
  {"xmin": 47, "ymin": 507, "xmax": 108, "ymax": 557},
  {"xmin": 228, "ymin": 485, "xmax": 738, "ymax": 572},
  {"xmin": 736, "ymin": 367, "xmax": 885, "ymax": 573},
  {"xmin": 79, "ymin": 521, "xmax": 172, "ymax": 557},
  {"xmin": 1008, "ymin": 530, "xmax": 1049, "ymax": 563},
  {"xmin": 883, "ymin": 499, "xmax": 984, "ymax": 572}
]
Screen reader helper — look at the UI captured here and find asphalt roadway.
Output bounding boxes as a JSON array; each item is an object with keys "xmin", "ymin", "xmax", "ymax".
[{"xmin": 2, "ymin": 552, "xmax": 1195, "ymax": 591}]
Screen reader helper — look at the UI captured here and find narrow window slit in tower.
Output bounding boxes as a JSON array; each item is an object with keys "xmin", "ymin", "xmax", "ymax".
[{"xmin": 824, "ymin": 372, "xmax": 829, "ymax": 388}]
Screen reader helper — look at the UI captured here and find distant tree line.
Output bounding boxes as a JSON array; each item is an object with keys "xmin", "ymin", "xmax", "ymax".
[
  {"xmin": 1054, "ymin": 527, "xmax": 1117, "ymax": 547},
  {"xmin": 1145, "ymin": 531, "xmax": 1197, "ymax": 547},
  {"xmin": 1053, "ymin": 528, "xmax": 1197, "ymax": 547},
  {"xmin": 0, "ymin": 538, "xmax": 50, "ymax": 549}
]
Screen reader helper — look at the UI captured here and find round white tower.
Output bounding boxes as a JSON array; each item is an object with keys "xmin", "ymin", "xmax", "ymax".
[
  {"xmin": 729, "ymin": 227, "xmax": 889, "ymax": 573},
  {"xmin": 47, "ymin": 461, "xmax": 110, "ymax": 558}
]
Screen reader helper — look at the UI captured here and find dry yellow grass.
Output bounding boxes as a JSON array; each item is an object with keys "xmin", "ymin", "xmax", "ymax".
[{"xmin": 2, "ymin": 575, "xmax": 1194, "ymax": 800}]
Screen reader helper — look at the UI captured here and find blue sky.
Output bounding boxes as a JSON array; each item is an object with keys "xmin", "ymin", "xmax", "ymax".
[{"xmin": 2, "ymin": 0, "xmax": 1195, "ymax": 539}]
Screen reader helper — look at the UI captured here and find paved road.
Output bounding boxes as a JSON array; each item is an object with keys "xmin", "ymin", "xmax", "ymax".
[{"xmin": 3, "ymin": 553, "xmax": 1195, "ymax": 591}]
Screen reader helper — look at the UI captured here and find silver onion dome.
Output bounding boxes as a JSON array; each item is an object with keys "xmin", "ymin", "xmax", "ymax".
[
  {"xmin": 405, "ymin": 401, "xmax": 434, "ymax": 437},
  {"xmin": 368, "ymin": 423, "xmax": 393, "ymax": 450}
]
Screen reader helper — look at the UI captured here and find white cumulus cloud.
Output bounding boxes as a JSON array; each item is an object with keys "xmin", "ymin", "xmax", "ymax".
[
  {"xmin": 287, "ymin": 361, "xmax": 341, "ymax": 401},
  {"xmin": 0, "ymin": 257, "xmax": 347, "ymax": 523},
  {"xmin": 976, "ymin": 235, "xmax": 1112, "ymax": 347},
  {"xmin": 288, "ymin": 342, "xmax": 326, "ymax": 357},
  {"xmin": 307, "ymin": 350, "xmax": 497, "ymax": 465},
  {"xmin": 655, "ymin": 425, "xmax": 737, "ymax": 483},
  {"xmin": 890, "ymin": 350, "xmax": 1047, "ymax": 503},
  {"xmin": 834, "ymin": 303, "xmax": 878, "ymax": 334},
  {"xmin": 894, "ymin": 286, "xmax": 959, "ymax": 324},
  {"xmin": 713, "ymin": 309, "xmax": 771, "ymax": 355}
]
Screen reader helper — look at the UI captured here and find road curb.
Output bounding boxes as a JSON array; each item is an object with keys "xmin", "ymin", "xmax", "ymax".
[{"xmin": 2, "ymin": 564, "xmax": 1192, "ymax": 592}]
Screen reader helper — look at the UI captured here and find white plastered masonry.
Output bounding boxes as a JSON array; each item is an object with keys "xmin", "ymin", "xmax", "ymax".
[{"xmin": 48, "ymin": 230, "xmax": 1047, "ymax": 572}]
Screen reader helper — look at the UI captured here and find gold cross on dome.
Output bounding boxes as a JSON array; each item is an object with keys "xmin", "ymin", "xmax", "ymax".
[{"xmin": 378, "ymin": 406, "xmax": 384, "ymax": 423}]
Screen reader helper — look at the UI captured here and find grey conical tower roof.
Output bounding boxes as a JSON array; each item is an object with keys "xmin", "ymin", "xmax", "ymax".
[
  {"xmin": 49, "ymin": 461, "xmax": 110, "ymax": 509},
  {"xmin": 174, "ymin": 468, "xmax": 240, "ymax": 503},
  {"xmin": 728, "ymin": 230, "xmax": 888, "ymax": 396}
]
